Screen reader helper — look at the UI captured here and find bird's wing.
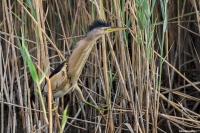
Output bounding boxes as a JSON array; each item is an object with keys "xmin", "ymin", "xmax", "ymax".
[
  {"xmin": 51, "ymin": 73, "xmax": 70, "ymax": 93},
  {"xmin": 49, "ymin": 61, "xmax": 66, "ymax": 78},
  {"xmin": 43, "ymin": 62, "xmax": 68, "ymax": 93}
]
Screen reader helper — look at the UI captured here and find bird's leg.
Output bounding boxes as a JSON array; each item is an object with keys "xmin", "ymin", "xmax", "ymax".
[
  {"xmin": 52, "ymin": 99, "xmax": 63, "ymax": 120},
  {"xmin": 83, "ymin": 100, "xmax": 106, "ymax": 121},
  {"xmin": 74, "ymin": 85, "xmax": 106, "ymax": 121},
  {"xmin": 83, "ymin": 100, "xmax": 102, "ymax": 112},
  {"xmin": 49, "ymin": 99, "xmax": 61, "ymax": 118}
]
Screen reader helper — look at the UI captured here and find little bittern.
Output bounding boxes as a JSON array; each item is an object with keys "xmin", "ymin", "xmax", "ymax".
[{"xmin": 43, "ymin": 20, "xmax": 127, "ymax": 112}]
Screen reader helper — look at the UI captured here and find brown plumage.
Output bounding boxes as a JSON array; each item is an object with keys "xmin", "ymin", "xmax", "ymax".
[
  {"xmin": 43, "ymin": 20, "xmax": 127, "ymax": 109},
  {"xmin": 68, "ymin": 36, "xmax": 100, "ymax": 85},
  {"xmin": 43, "ymin": 62, "xmax": 73, "ymax": 98}
]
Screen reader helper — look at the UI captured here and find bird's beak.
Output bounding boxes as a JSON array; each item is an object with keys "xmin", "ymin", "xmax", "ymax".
[{"xmin": 104, "ymin": 27, "xmax": 128, "ymax": 33}]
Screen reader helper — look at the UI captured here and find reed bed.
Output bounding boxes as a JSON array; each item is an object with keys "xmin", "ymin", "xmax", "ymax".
[{"xmin": 0, "ymin": 0, "xmax": 200, "ymax": 133}]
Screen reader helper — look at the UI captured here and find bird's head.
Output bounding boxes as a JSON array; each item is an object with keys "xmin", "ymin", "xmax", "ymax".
[{"xmin": 86, "ymin": 20, "xmax": 128, "ymax": 39}]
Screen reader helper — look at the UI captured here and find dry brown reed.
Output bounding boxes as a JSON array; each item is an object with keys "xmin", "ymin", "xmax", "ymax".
[{"xmin": 0, "ymin": 0, "xmax": 200, "ymax": 133}]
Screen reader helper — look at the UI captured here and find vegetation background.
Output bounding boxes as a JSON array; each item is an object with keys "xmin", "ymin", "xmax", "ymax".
[{"xmin": 0, "ymin": 0, "xmax": 200, "ymax": 133}]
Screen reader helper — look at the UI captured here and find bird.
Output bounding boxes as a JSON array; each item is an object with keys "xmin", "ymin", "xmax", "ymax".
[{"xmin": 43, "ymin": 20, "xmax": 128, "ymax": 112}]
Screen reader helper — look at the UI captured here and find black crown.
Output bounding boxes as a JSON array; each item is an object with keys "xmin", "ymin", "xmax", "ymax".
[{"xmin": 87, "ymin": 20, "xmax": 110, "ymax": 32}]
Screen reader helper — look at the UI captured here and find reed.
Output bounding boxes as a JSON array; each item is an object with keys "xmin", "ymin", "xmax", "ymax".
[{"xmin": 1, "ymin": 0, "xmax": 200, "ymax": 132}]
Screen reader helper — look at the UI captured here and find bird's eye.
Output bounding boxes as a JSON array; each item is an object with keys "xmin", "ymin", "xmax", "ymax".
[{"xmin": 101, "ymin": 27, "xmax": 105, "ymax": 31}]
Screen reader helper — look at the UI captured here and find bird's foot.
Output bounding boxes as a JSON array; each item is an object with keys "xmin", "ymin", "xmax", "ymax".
[{"xmin": 52, "ymin": 102, "xmax": 58, "ymax": 111}]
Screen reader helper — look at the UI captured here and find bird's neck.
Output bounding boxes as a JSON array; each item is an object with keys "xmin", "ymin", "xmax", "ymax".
[{"xmin": 68, "ymin": 36, "xmax": 99, "ymax": 84}]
